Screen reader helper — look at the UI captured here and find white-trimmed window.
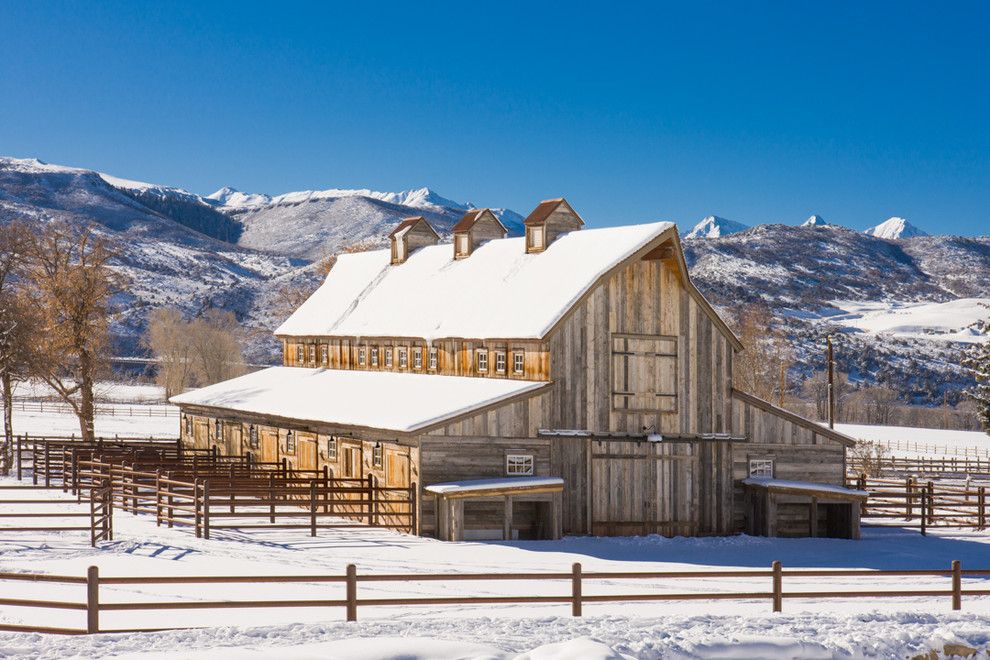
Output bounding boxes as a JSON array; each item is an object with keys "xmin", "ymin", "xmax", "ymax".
[
  {"xmin": 371, "ymin": 347, "xmax": 379, "ymax": 367},
  {"xmin": 495, "ymin": 351, "xmax": 506, "ymax": 374},
  {"xmin": 308, "ymin": 344, "xmax": 316, "ymax": 364},
  {"xmin": 513, "ymin": 351, "xmax": 524, "ymax": 375},
  {"xmin": 749, "ymin": 459, "xmax": 774, "ymax": 478},
  {"xmin": 385, "ymin": 347, "xmax": 394, "ymax": 368},
  {"xmin": 321, "ymin": 344, "xmax": 329, "ymax": 365},
  {"xmin": 372, "ymin": 443, "xmax": 383, "ymax": 468},
  {"xmin": 295, "ymin": 345, "xmax": 304, "ymax": 363},
  {"xmin": 506, "ymin": 454, "xmax": 534, "ymax": 476},
  {"xmin": 413, "ymin": 347, "xmax": 423, "ymax": 370},
  {"xmin": 529, "ymin": 226, "xmax": 545, "ymax": 250},
  {"xmin": 476, "ymin": 348, "xmax": 488, "ymax": 373},
  {"xmin": 398, "ymin": 347, "xmax": 408, "ymax": 369},
  {"xmin": 428, "ymin": 347, "xmax": 438, "ymax": 370},
  {"xmin": 327, "ymin": 436, "xmax": 338, "ymax": 461},
  {"xmin": 359, "ymin": 347, "xmax": 367, "ymax": 366}
]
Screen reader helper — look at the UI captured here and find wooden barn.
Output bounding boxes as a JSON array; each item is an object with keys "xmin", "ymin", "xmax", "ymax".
[{"xmin": 172, "ymin": 198, "xmax": 863, "ymax": 541}]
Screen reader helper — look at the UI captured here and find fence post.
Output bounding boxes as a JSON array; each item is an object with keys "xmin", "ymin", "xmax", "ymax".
[
  {"xmin": 167, "ymin": 471, "xmax": 174, "ymax": 529},
  {"xmin": 905, "ymin": 477, "xmax": 913, "ymax": 520},
  {"xmin": 269, "ymin": 473, "xmax": 276, "ymax": 524},
  {"xmin": 194, "ymin": 478, "xmax": 202, "ymax": 538},
  {"xmin": 15, "ymin": 434, "xmax": 21, "ymax": 481},
  {"xmin": 44, "ymin": 441, "xmax": 51, "ymax": 488},
  {"xmin": 310, "ymin": 480, "xmax": 317, "ymax": 537},
  {"xmin": 952, "ymin": 560, "xmax": 961, "ymax": 611},
  {"xmin": 772, "ymin": 560, "xmax": 782, "ymax": 613},
  {"xmin": 410, "ymin": 483, "xmax": 418, "ymax": 535},
  {"xmin": 367, "ymin": 473, "xmax": 375, "ymax": 526},
  {"xmin": 203, "ymin": 480, "xmax": 211, "ymax": 540},
  {"xmin": 920, "ymin": 490, "xmax": 928, "ymax": 536},
  {"xmin": 323, "ymin": 465, "xmax": 330, "ymax": 513},
  {"xmin": 979, "ymin": 487, "xmax": 986, "ymax": 530},
  {"xmin": 155, "ymin": 469, "xmax": 162, "ymax": 527},
  {"xmin": 927, "ymin": 481, "xmax": 935, "ymax": 526},
  {"xmin": 86, "ymin": 565, "xmax": 99, "ymax": 634},
  {"xmin": 571, "ymin": 562, "xmax": 583, "ymax": 617},
  {"xmin": 346, "ymin": 564, "xmax": 357, "ymax": 622}
]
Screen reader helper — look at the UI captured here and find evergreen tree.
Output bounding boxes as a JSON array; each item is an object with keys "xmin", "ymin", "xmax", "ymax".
[{"xmin": 963, "ymin": 332, "xmax": 990, "ymax": 434}]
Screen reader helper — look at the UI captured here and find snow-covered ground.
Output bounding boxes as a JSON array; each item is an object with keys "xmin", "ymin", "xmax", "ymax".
[
  {"xmin": 0, "ymin": 482, "xmax": 989, "ymax": 658},
  {"xmin": 826, "ymin": 298, "xmax": 990, "ymax": 344},
  {"xmin": 11, "ymin": 380, "xmax": 167, "ymax": 403},
  {"xmin": 837, "ymin": 423, "xmax": 990, "ymax": 459}
]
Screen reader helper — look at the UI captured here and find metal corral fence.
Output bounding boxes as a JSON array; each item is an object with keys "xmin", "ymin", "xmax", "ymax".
[{"xmin": 0, "ymin": 560, "xmax": 982, "ymax": 635}]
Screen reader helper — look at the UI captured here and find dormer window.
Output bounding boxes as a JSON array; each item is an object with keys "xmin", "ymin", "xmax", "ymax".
[
  {"xmin": 371, "ymin": 347, "xmax": 379, "ymax": 367},
  {"xmin": 476, "ymin": 348, "xmax": 488, "ymax": 373},
  {"xmin": 523, "ymin": 198, "xmax": 584, "ymax": 253},
  {"xmin": 452, "ymin": 209, "xmax": 508, "ymax": 259},
  {"xmin": 429, "ymin": 347, "xmax": 438, "ymax": 371},
  {"xmin": 413, "ymin": 347, "xmax": 423, "ymax": 370},
  {"xmin": 389, "ymin": 216, "xmax": 440, "ymax": 265}
]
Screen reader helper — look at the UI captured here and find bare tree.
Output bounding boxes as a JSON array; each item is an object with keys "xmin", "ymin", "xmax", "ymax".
[
  {"xmin": 855, "ymin": 386, "xmax": 901, "ymax": 426},
  {"xmin": 188, "ymin": 309, "xmax": 246, "ymax": 386},
  {"xmin": 143, "ymin": 307, "xmax": 195, "ymax": 398},
  {"xmin": 22, "ymin": 222, "xmax": 124, "ymax": 441},
  {"xmin": 801, "ymin": 369, "xmax": 850, "ymax": 423},
  {"xmin": 730, "ymin": 305, "xmax": 793, "ymax": 403}
]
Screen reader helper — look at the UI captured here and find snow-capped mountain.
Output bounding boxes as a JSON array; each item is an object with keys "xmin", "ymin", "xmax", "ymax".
[
  {"xmin": 865, "ymin": 217, "xmax": 929, "ymax": 239},
  {"xmin": 682, "ymin": 215, "xmax": 749, "ymax": 239},
  {"xmin": 801, "ymin": 214, "xmax": 832, "ymax": 228}
]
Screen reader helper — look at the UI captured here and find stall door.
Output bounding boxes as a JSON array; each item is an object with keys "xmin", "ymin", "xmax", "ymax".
[
  {"xmin": 193, "ymin": 419, "xmax": 210, "ymax": 450},
  {"xmin": 261, "ymin": 428, "xmax": 279, "ymax": 463},
  {"xmin": 297, "ymin": 433, "xmax": 318, "ymax": 472},
  {"xmin": 383, "ymin": 447, "xmax": 411, "ymax": 528}
]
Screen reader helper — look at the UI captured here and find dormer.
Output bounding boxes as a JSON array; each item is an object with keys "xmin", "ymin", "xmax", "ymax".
[
  {"xmin": 451, "ymin": 209, "xmax": 508, "ymax": 259},
  {"xmin": 389, "ymin": 216, "xmax": 440, "ymax": 265},
  {"xmin": 523, "ymin": 198, "xmax": 584, "ymax": 253}
]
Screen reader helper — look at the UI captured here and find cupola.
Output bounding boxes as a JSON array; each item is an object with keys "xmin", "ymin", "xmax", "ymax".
[
  {"xmin": 451, "ymin": 208, "xmax": 508, "ymax": 259},
  {"xmin": 523, "ymin": 198, "xmax": 584, "ymax": 253},
  {"xmin": 389, "ymin": 216, "xmax": 440, "ymax": 264}
]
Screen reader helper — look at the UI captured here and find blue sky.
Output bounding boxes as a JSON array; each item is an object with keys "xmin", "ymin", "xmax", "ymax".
[{"xmin": 1, "ymin": 2, "xmax": 987, "ymax": 235}]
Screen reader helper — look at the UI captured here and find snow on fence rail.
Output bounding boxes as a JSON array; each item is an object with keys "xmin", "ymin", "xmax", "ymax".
[
  {"xmin": 0, "ymin": 560, "xmax": 984, "ymax": 635},
  {"xmin": 3, "ymin": 400, "xmax": 178, "ymax": 417}
]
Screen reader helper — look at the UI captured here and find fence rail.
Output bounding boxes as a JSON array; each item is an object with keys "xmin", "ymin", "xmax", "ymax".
[
  {"xmin": 3, "ymin": 400, "xmax": 178, "ymax": 418},
  {"xmin": 849, "ymin": 455, "xmax": 990, "ymax": 478},
  {"xmin": 872, "ymin": 437, "xmax": 990, "ymax": 460},
  {"xmin": 850, "ymin": 474, "xmax": 988, "ymax": 533},
  {"xmin": 0, "ymin": 560, "xmax": 983, "ymax": 635},
  {"xmin": 0, "ymin": 484, "xmax": 112, "ymax": 547}
]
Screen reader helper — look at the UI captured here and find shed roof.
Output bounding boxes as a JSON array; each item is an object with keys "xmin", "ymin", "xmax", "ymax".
[
  {"xmin": 742, "ymin": 478, "xmax": 868, "ymax": 501},
  {"xmin": 425, "ymin": 477, "xmax": 564, "ymax": 496},
  {"xmin": 276, "ymin": 221, "xmax": 677, "ymax": 340},
  {"xmin": 170, "ymin": 367, "xmax": 550, "ymax": 434}
]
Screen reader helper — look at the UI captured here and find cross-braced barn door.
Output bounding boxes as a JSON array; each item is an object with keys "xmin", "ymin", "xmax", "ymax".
[{"xmin": 590, "ymin": 439, "xmax": 700, "ymax": 536}]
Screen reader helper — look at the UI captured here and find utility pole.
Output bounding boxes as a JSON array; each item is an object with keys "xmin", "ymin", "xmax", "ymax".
[
  {"xmin": 779, "ymin": 362, "xmax": 786, "ymax": 408},
  {"xmin": 827, "ymin": 334, "xmax": 835, "ymax": 429}
]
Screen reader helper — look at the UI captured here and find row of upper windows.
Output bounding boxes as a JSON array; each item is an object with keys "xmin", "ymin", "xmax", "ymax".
[{"xmin": 291, "ymin": 343, "xmax": 527, "ymax": 376}]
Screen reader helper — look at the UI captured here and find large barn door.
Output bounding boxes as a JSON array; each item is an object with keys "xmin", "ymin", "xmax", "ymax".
[{"xmin": 590, "ymin": 439, "xmax": 701, "ymax": 536}]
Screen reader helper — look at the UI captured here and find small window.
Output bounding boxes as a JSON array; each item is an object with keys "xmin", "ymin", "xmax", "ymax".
[
  {"xmin": 308, "ymin": 344, "xmax": 316, "ymax": 364},
  {"xmin": 506, "ymin": 454, "xmax": 534, "ymax": 476},
  {"xmin": 477, "ymin": 348, "xmax": 488, "ymax": 373},
  {"xmin": 398, "ymin": 347, "xmax": 408, "ymax": 369},
  {"xmin": 359, "ymin": 347, "xmax": 367, "ymax": 366},
  {"xmin": 214, "ymin": 419, "xmax": 222, "ymax": 439},
  {"xmin": 327, "ymin": 436, "xmax": 338, "ymax": 461},
  {"xmin": 413, "ymin": 347, "xmax": 423, "ymax": 370},
  {"xmin": 371, "ymin": 347, "xmax": 379, "ymax": 367},
  {"xmin": 321, "ymin": 344, "xmax": 329, "ymax": 366},
  {"xmin": 749, "ymin": 459, "xmax": 774, "ymax": 478},
  {"xmin": 530, "ymin": 226, "xmax": 544, "ymax": 250},
  {"xmin": 385, "ymin": 347, "xmax": 394, "ymax": 368},
  {"xmin": 513, "ymin": 352, "xmax": 524, "ymax": 375},
  {"xmin": 249, "ymin": 425, "xmax": 259, "ymax": 449},
  {"xmin": 429, "ymin": 347, "xmax": 438, "ymax": 371},
  {"xmin": 456, "ymin": 234, "xmax": 469, "ymax": 256},
  {"xmin": 372, "ymin": 443, "xmax": 383, "ymax": 468},
  {"xmin": 286, "ymin": 430, "xmax": 296, "ymax": 454},
  {"xmin": 295, "ymin": 345, "xmax": 304, "ymax": 364},
  {"xmin": 184, "ymin": 415, "xmax": 192, "ymax": 435},
  {"xmin": 495, "ymin": 351, "xmax": 506, "ymax": 374}
]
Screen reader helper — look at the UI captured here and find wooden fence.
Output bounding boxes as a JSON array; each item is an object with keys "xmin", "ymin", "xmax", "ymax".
[
  {"xmin": 872, "ymin": 437, "xmax": 990, "ymax": 460},
  {"xmin": 849, "ymin": 455, "xmax": 990, "ymax": 478},
  {"xmin": 4, "ymin": 400, "xmax": 179, "ymax": 418},
  {"xmin": 0, "ymin": 560, "xmax": 984, "ymax": 635},
  {"xmin": 0, "ymin": 484, "xmax": 112, "ymax": 547},
  {"xmin": 849, "ymin": 475, "xmax": 988, "ymax": 533}
]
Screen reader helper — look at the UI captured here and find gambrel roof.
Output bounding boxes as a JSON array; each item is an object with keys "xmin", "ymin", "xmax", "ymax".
[{"xmin": 276, "ymin": 220, "xmax": 741, "ymax": 349}]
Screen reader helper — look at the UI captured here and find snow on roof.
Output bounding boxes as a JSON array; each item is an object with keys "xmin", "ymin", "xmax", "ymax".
[
  {"xmin": 276, "ymin": 221, "xmax": 675, "ymax": 340},
  {"xmin": 169, "ymin": 367, "xmax": 550, "ymax": 434},
  {"xmin": 425, "ymin": 477, "xmax": 564, "ymax": 495},
  {"xmin": 742, "ymin": 477, "xmax": 868, "ymax": 499}
]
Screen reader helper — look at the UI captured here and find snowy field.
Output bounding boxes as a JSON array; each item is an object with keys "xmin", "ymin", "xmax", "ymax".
[
  {"xmin": 836, "ymin": 423, "xmax": 990, "ymax": 459},
  {"xmin": 823, "ymin": 298, "xmax": 990, "ymax": 344}
]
